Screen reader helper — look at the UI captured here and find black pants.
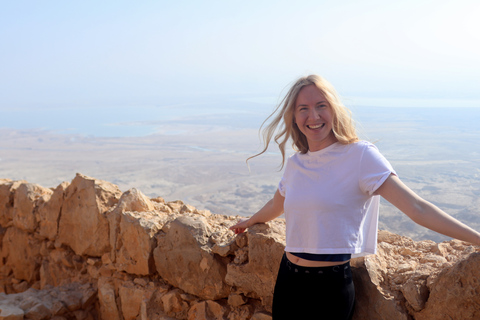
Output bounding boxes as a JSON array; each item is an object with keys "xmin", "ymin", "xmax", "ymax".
[{"xmin": 272, "ymin": 253, "xmax": 355, "ymax": 320}]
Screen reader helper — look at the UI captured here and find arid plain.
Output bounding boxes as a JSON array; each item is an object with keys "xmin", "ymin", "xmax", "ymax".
[{"xmin": 1, "ymin": 106, "xmax": 479, "ymax": 243}]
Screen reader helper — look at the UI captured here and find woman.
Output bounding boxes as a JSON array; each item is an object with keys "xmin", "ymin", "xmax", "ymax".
[{"xmin": 230, "ymin": 74, "xmax": 480, "ymax": 320}]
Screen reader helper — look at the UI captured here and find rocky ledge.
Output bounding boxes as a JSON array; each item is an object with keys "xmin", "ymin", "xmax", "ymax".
[{"xmin": 0, "ymin": 173, "xmax": 479, "ymax": 320}]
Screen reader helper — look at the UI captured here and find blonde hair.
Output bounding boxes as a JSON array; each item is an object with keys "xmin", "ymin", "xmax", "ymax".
[{"xmin": 249, "ymin": 74, "xmax": 359, "ymax": 169}]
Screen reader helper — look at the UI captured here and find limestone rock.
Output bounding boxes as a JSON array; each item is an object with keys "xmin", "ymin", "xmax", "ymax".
[
  {"xmin": 188, "ymin": 300, "xmax": 227, "ymax": 320},
  {"xmin": 225, "ymin": 221, "xmax": 285, "ymax": 309},
  {"xmin": 0, "ymin": 283, "xmax": 96, "ymax": 320},
  {"xmin": 351, "ymin": 256, "xmax": 410, "ymax": 320},
  {"xmin": 1, "ymin": 227, "xmax": 41, "ymax": 283},
  {"xmin": 160, "ymin": 289, "xmax": 190, "ymax": 318},
  {"xmin": 165, "ymin": 200, "xmax": 186, "ymax": 213},
  {"xmin": 227, "ymin": 304, "xmax": 253, "ymax": 320},
  {"xmin": 228, "ymin": 293, "xmax": 246, "ymax": 307},
  {"xmin": 0, "ymin": 304, "xmax": 24, "ymax": 320},
  {"xmin": 0, "ymin": 180, "xmax": 25, "ymax": 228},
  {"xmin": 401, "ymin": 278, "xmax": 428, "ymax": 312},
  {"xmin": 109, "ymin": 188, "xmax": 167, "ymax": 275},
  {"xmin": 351, "ymin": 230, "xmax": 480, "ymax": 320},
  {"xmin": 57, "ymin": 173, "xmax": 121, "ymax": 257},
  {"xmin": 154, "ymin": 215, "xmax": 230, "ymax": 300},
  {"xmin": 145, "ymin": 282, "xmax": 185, "ymax": 319},
  {"xmin": 415, "ymin": 252, "xmax": 480, "ymax": 320},
  {"xmin": 98, "ymin": 277, "xmax": 121, "ymax": 320},
  {"xmin": 13, "ymin": 183, "xmax": 52, "ymax": 233},
  {"xmin": 115, "ymin": 210, "xmax": 165, "ymax": 275},
  {"xmin": 251, "ymin": 312, "xmax": 272, "ymax": 320},
  {"xmin": 39, "ymin": 248, "xmax": 87, "ymax": 289},
  {"xmin": 118, "ymin": 281, "xmax": 154, "ymax": 320},
  {"xmin": 114, "ymin": 188, "xmax": 155, "ymax": 213},
  {"xmin": 37, "ymin": 181, "xmax": 69, "ymax": 240}
]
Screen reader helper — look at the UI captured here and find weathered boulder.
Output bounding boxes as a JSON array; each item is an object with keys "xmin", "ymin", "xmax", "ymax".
[
  {"xmin": 13, "ymin": 183, "xmax": 52, "ymax": 233},
  {"xmin": 115, "ymin": 210, "xmax": 165, "ymax": 275},
  {"xmin": 351, "ymin": 255, "xmax": 410, "ymax": 320},
  {"xmin": 415, "ymin": 252, "xmax": 480, "ymax": 320},
  {"xmin": 0, "ymin": 179, "xmax": 25, "ymax": 228},
  {"xmin": 114, "ymin": 187, "xmax": 155, "ymax": 213},
  {"xmin": 225, "ymin": 221, "xmax": 285, "ymax": 309},
  {"xmin": 0, "ymin": 282, "xmax": 97, "ymax": 320},
  {"xmin": 351, "ymin": 230, "xmax": 479, "ymax": 320},
  {"xmin": 0, "ymin": 304, "xmax": 24, "ymax": 320},
  {"xmin": 37, "ymin": 181, "xmax": 69, "ymax": 240},
  {"xmin": 118, "ymin": 280, "xmax": 155, "ymax": 320},
  {"xmin": 108, "ymin": 188, "xmax": 167, "ymax": 275},
  {"xmin": 1, "ymin": 227, "xmax": 41, "ymax": 283},
  {"xmin": 97, "ymin": 277, "xmax": 121, "ymax": 320},
  {"xmin": 57, "ymin": 173, "xmax": 121, "ymax": 257},
  {"xmin": 144, "ymin": 280, "xmax": 185, "ymax": 319},
  {"xmin": 188, "ymin": 300, "xmax": 228, "ymax": 320},
  {"xmin": 39, "ymin": 246, "xmax": 87, "ymax": 289},
  {"xmin": 154, "ymin": 215, "xmax": 230, "ymax": 300}
]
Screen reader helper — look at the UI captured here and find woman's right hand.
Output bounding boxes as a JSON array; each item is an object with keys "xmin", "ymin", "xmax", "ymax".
[
  {"xmin": 229, "ymin": 190, "xmax": 284, "ymax": 235},
  {"xmin": 229, "ymin": 218, "xmax": 251, "ymax": 234}
]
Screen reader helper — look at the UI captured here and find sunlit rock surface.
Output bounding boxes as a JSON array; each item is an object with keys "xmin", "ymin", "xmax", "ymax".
[{"xmin": 0, "ymin": 174, "xmax": 479, "ymax": 319}]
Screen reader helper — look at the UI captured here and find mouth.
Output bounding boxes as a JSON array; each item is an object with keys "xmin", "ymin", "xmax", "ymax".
[{"xmin": 307, "ymin": 123, "xmax": 325, "ymax": 130}]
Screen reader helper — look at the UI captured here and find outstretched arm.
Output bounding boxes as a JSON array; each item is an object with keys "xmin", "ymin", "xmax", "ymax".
[
  {"xmin": 230, "ymin": 189, "xmax": 285, "ymax": 234},
  {"xmin": 375, "ymin": 174, "xmax": 480, "ymax": 245}
]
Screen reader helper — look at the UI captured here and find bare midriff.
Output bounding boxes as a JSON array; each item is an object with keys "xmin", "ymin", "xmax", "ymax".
[{"xmin": 285, "ymin": 252, "xmax": 350, "ymax": 267}]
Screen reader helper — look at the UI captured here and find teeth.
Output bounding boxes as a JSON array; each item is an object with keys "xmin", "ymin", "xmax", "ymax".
[{"xmin": 308, "ymin": 124, "xmax": 324, "ymax": 129}]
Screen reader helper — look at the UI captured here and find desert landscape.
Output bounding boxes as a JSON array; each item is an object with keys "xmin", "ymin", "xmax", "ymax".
[{"xmin": 1, "ymin": 106, "xmax": 479, "ymax": 243}]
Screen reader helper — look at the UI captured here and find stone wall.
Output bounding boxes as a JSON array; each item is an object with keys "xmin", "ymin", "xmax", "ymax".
[{"xmin": 0, "ymin": 173, "xmax": 479, "ymax": 320}]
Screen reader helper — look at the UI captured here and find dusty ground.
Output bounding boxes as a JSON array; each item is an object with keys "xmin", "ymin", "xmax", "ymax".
[{"xmin": 1, "ymin": 117, "xmax": 479, "ymax": 243}]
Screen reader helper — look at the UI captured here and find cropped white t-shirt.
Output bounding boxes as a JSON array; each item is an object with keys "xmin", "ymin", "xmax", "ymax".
[{"xmin": 278, "ymin": 141, "xmax": 396, "ymax": 258}]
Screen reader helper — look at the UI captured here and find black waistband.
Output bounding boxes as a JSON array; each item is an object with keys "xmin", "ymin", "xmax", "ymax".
[
  {"xmin": 282, "ymin": 253, "xmax": 351, "ymax": 274},
  {"xmin": 289, "ymin": 252, "xmax": 352, "ymax": 262}
]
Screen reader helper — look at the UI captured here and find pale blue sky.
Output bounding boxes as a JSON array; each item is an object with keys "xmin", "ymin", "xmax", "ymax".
[{"xmin": 1, "ymin": 0, "xmax": 479, "ymax": 109}]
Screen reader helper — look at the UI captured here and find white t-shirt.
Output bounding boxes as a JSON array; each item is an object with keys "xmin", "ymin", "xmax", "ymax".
[{"xmin": 278, "ymin": 141, "xmax": 396, "ymax": 258}]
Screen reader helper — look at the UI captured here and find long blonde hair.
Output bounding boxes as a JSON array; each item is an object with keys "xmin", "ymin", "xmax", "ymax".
[{"xmin": 248, "ymin": 74, "xmax": 358, "ymax": 169}]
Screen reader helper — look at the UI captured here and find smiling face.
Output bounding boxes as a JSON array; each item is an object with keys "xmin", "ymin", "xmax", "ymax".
[{"xmin": 294, "ymin": 84, "xmax": 338, "ymax": 152}]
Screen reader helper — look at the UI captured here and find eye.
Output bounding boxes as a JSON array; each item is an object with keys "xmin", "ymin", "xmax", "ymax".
[{"xmin": 297, "ymin": 106, "xmax": 308, "ymax": 112}]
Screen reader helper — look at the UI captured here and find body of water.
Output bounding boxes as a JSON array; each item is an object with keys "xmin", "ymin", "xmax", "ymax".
[{"xmin": 1, "ymin": 97, "xmax": 479, "ymax": 137}]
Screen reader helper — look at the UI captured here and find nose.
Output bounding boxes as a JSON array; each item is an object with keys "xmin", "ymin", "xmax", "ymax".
[{"xmin": 309, "ymin": 108, "xmax": 321, "ymax": 120}]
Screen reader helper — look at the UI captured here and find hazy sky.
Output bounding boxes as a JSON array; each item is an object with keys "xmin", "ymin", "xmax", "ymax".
[{"xmin": 1, "ymin": 0, "xmax": 479, "ymax": 108}]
